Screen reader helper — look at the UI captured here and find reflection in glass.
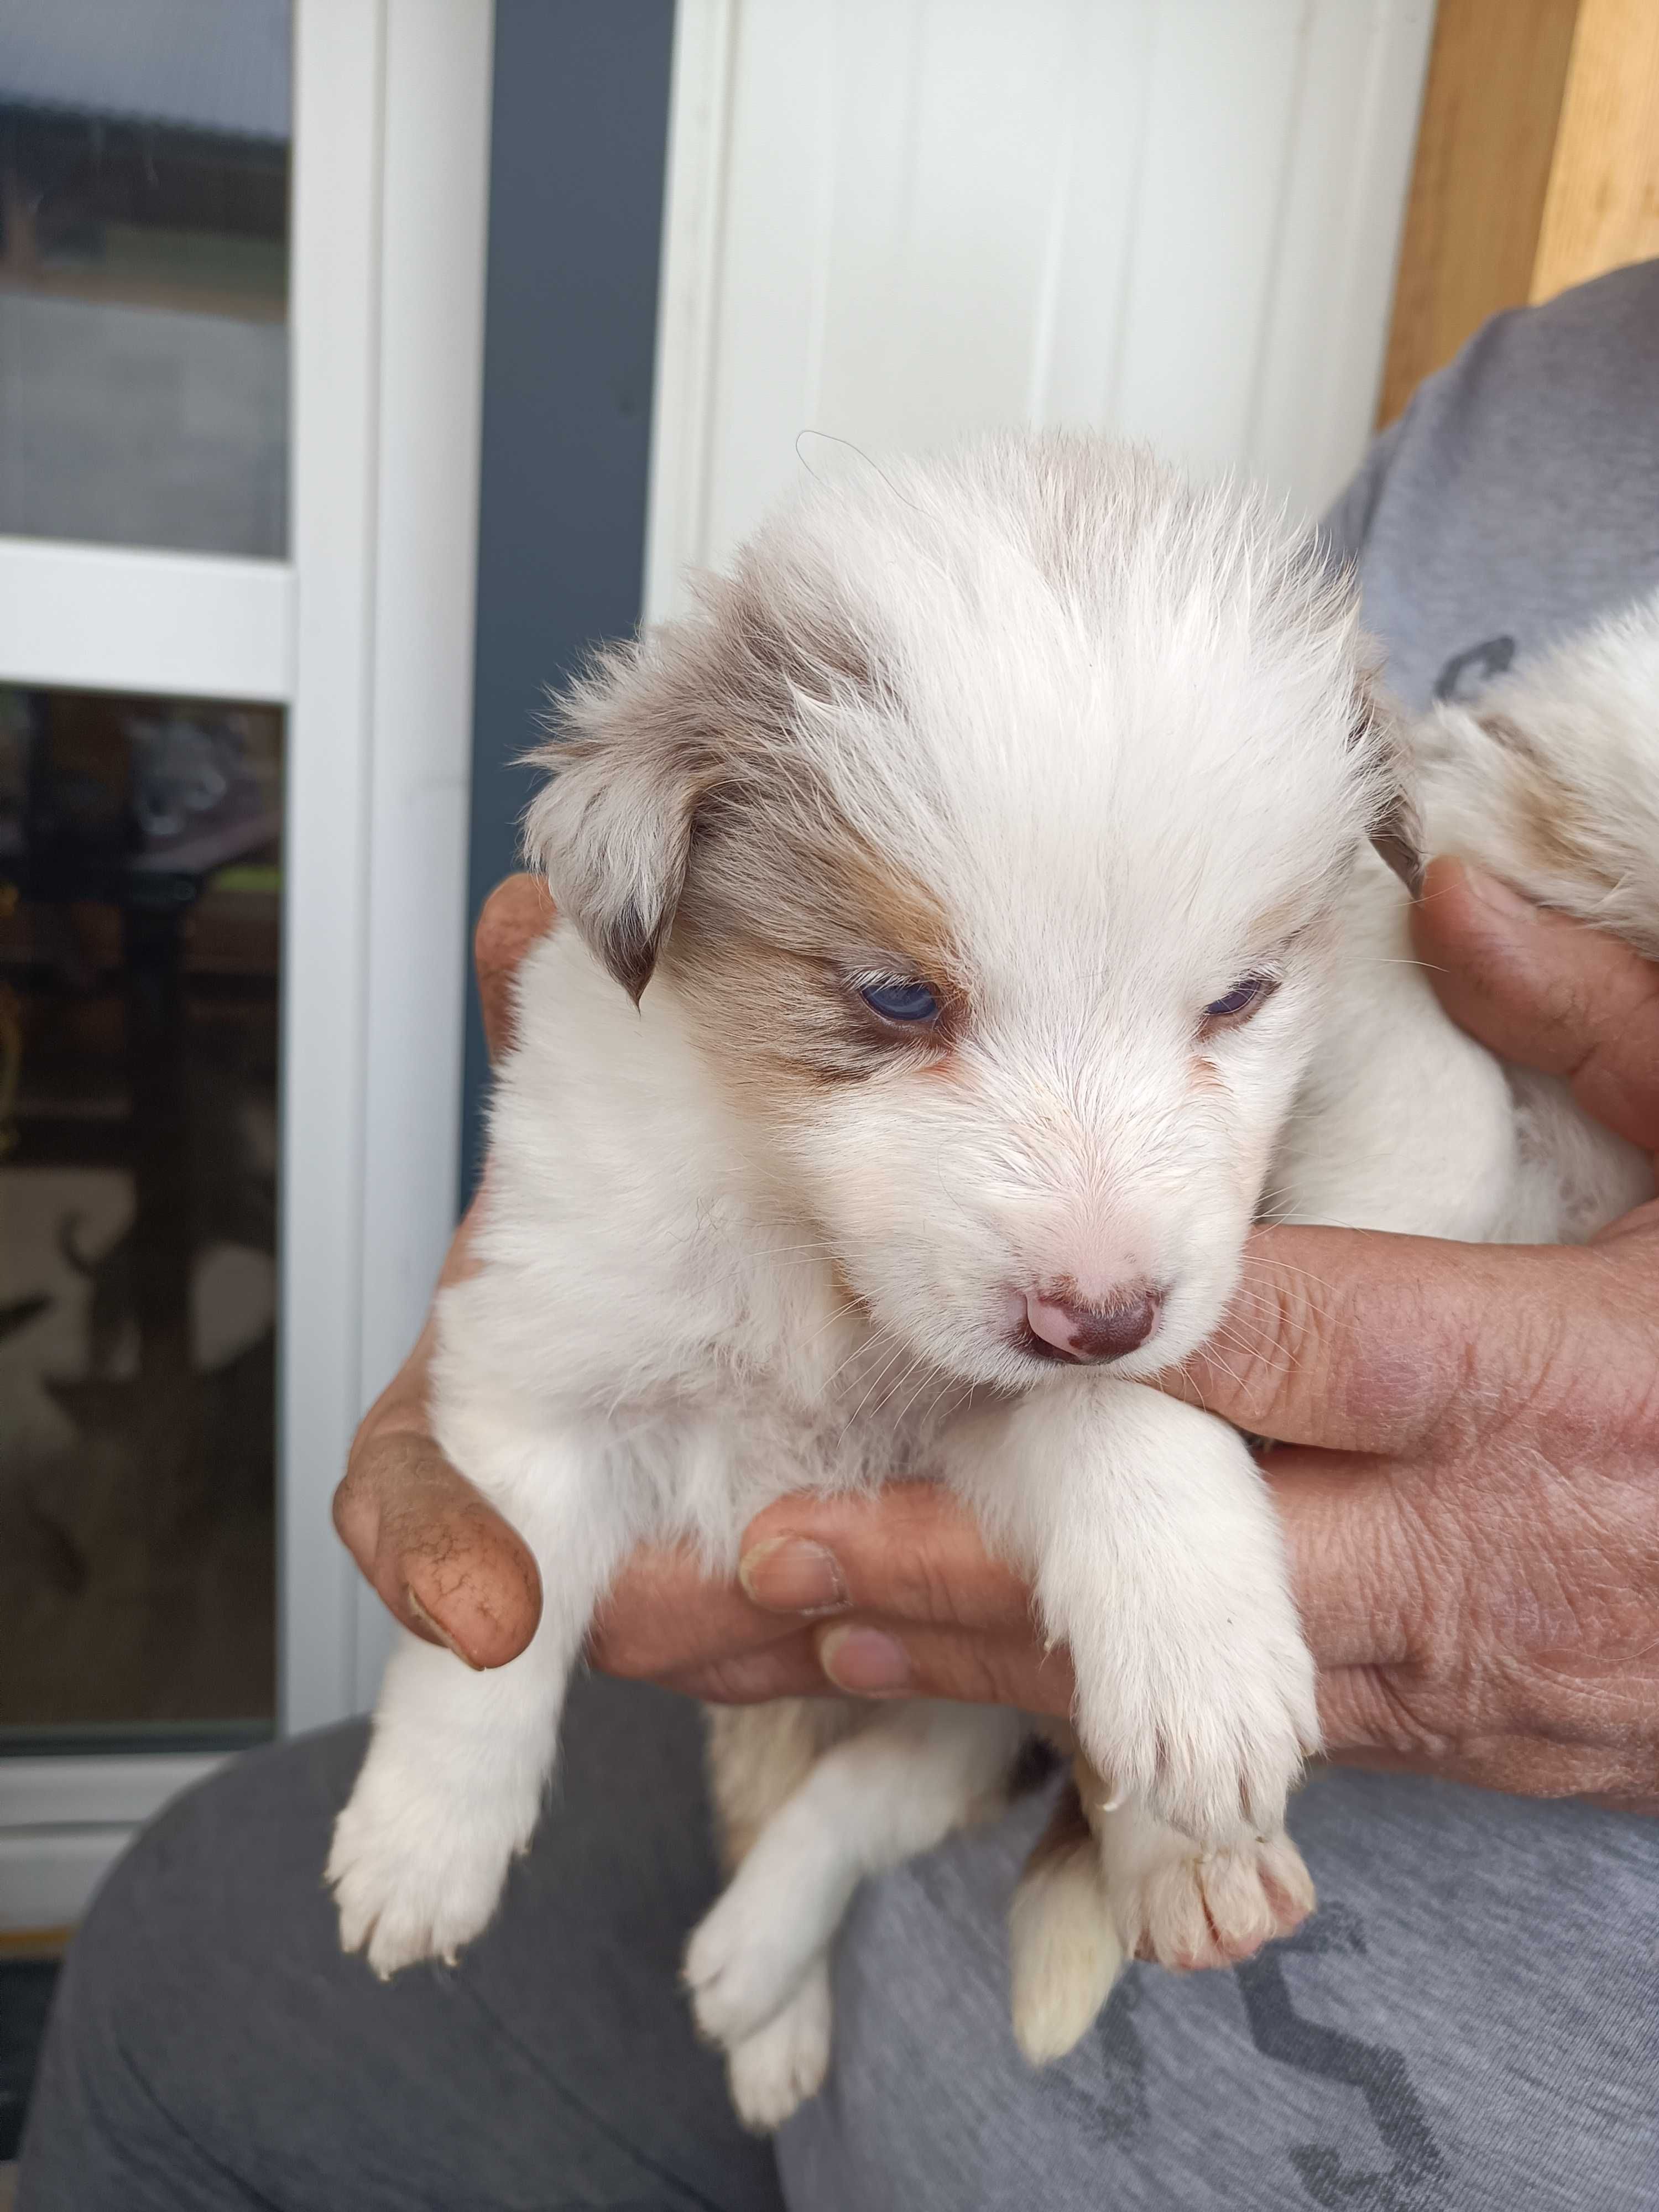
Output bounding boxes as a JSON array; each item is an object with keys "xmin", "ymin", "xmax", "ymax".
[
  {"xmin": 0, "ymin": 684, "xmax": 279, "ymax": 1744},
  {"xmin": 0, "ymin": 1, "xmax": 291, "ymax": 555}
]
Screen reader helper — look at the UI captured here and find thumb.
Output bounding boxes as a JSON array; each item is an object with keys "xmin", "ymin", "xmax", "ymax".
[
  {"xmin": 1411, "ymin": 857, "xmax": 1659, "ymax": 1153},
  {"xmin": 333, "ymin": 1430, "xmax": 542, "ymax": 1668}
]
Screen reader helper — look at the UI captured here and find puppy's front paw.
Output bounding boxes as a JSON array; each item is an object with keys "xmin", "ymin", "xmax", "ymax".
[
  {"xmin": 1107, "ymin": 1813, "xmax": 1314, "ymax": 1972},
  {"xmin": 1077, "ymin": 1618, "xmax": 1318, "ymax": 1848},
  {"xmin": 327, "ymin": 1765, "xmax": 527, "ymax": 1976},
  {"xmin": 1153, "ymin": 1642, "xmax": 1318, "ymax": 1846},
  {"xmin": 725, "ymin": 1962, "xmax": 833, "ymax": 2132}
]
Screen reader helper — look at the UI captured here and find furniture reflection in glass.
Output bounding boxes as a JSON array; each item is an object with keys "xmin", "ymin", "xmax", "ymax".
[{"xmin": 0, "ymin": 684, "xmax": 280, "ymax": 1749}]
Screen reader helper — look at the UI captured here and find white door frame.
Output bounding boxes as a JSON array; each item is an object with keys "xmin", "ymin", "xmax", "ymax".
[
  {"xmin": 279, "ymin": 0, "xmax": 493, "ymax": 1735},
  {"xmin": 0, "ymin": 0, "xmax": 493, "ymax": 1928}
]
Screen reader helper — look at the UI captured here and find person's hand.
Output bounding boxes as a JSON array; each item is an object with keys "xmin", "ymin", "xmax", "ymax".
[
  {"xmin": 333, "ymin": 876, "xmax": 554, "ymax": 1668},
  {"xmin": 589, "ymin": 859, "xmax": 1659, "ymax": 1814},
  {"xmin": 341, "ymin": 861, "xmax": 1659, "ymax": 1818}
]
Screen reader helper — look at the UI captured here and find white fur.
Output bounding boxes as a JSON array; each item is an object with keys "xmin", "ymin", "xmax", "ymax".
[
  {"xmin": 684, "ymin": 1702, "xmax": 1023, "ymax": 2048},
  {"xmin": 1008, "ymin": 1837, "xmax": 1123, "ymax": 2066},
  {"xmin": 330, "ymin": 435, "xmax": 1657, "ymax": 2126}
]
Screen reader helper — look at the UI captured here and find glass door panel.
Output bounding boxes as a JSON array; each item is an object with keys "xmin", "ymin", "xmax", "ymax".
[
  {"xmin": 0, "ymin": 683, "xmax": 280, "ymax": 1747},
  {"xmin": 0, "ymin": 0, "xmax": 291, "ymax": 555}
]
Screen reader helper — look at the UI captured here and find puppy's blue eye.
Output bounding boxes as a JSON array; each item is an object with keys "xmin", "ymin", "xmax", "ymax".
[
  {"xmin": 859, "ymin": 978, "xmax": 940, "ymax": 1024},
  {"xmin": 1202, "ymin": 976, "xmax": 1272, "ymax": 1024}
]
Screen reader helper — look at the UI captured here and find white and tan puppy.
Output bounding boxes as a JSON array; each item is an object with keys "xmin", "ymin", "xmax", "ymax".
[{"xmin": 328, "ymin": 435, "xmax": 1656, "ymax": 2129}]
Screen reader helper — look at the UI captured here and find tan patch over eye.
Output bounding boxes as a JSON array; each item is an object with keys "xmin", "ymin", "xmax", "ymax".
[{"xmin": 663, "ymin": 801, "xmax": 967, "ymax": 1103}]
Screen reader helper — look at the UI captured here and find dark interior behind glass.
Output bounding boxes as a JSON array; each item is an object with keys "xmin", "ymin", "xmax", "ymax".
[{"xmin": 0, "ymin": 686, "xmax": 280, "ymax": 1747}]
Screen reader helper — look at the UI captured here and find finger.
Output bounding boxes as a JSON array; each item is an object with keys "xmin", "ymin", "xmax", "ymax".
[
  {"xmin": 332, "ymin": 1431, "xmax": 541, "ymax": 1668},
  {"xmin": 474, "ymin": 873, "xmax": 557, "ymax": 1063},
  {"xmin": 1412, "ymin": 857, "xmax": 1659, "ymax": 1152},
  {"xmin": 1264, "ymin": 1449, "xmax": 1419, "ymax": 1671},
  {"xmin": 737, "ymin": 1483, "xmax": 1036, "ymax": 1635},
  {"xmin": 813, "ymin": 1618, "xmax": 1075, "ymax": 1715},
  {"xmin": 1168, "ymin": 1225, "xmax": 1577, "ymax": 1454},
  {"xmin": 658, "ymin": 1629, "xmax": 841, "ymax": 1705},
  {"xmin": 587, "ymin": 1543, "xmax": 802, "ymax": 1682}
]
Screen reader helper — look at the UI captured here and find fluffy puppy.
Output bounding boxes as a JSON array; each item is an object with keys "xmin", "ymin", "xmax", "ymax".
[{"xmin": 328, "ymin": 433, "xmax": 1655, "ymax": 2130}]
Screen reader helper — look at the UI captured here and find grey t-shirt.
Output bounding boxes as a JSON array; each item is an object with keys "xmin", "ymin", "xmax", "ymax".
[{"xmin": 1326, "ymin": 255, "xmax": 1659, "ymax": 709}]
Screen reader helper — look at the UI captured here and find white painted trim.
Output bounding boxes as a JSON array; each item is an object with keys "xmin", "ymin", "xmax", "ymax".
[
  {"xmin": 1244, "ymin": 0, "xmax": 1437, "ymax": 518},
  {"xmin": 278, "ymin": 0, "xmax": 387, "ymax": 1737},
  {"xmin": 349, "ymin": 0, "xmax": 494, "ymax": 1713},
  {"xmin": 642, "ymin": 0, "xmax": 735, "ymax": 624},
  {"xmin": 280, "ymin": 0, "xmax": 494, "ymax": 1731},
  {"xmin": 0, "ymin": 538, "xmax": 293, "ymax": 702},
  {"xmin": 0, "ymin": 1756, "xmax": 225, "ymax": 1932},
  {"xmin": 0, "ymin": 1831, "xmax": 134, "ymax": 1933},
  {"xmin": 0, "ymin": 1756, "xmax": 226, "ymax": 1832}
]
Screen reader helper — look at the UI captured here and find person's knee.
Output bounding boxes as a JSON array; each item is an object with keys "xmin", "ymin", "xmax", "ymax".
[{"xmin": 20, "ymin": 1726, "xmax": 368, "ymax": 2204}]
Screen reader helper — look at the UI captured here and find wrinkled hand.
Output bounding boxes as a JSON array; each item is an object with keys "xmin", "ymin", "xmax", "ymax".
[
  {"xmin": 333, "ymin": 877, "xmax": 553, "ymax": 1669},
  {"xmin": 337, "ymin": 863, "xmax": 1659, "ymax": 1813}
]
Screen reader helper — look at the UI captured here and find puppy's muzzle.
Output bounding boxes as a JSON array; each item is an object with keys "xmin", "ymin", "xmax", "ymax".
[{"xmin": 1017, "ymin": 1284, "xmax": 1162, "ymax": 1364}]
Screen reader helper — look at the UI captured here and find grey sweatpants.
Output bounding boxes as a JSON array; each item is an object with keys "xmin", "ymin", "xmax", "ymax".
[{"xmin": 18, "ymin": 1672, "xmax": 1659, "ymax": 2211}]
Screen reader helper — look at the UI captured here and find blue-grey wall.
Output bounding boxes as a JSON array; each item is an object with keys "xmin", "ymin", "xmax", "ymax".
[{"xmin": 461, "ymin": 0, "xmax": 675, "ymax": 1199}]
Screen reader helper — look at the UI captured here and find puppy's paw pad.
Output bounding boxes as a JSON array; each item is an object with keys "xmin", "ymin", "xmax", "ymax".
[
  {"xmin": 1117, "ymin": 1827, "xmax": 1314, "ymax": 1973},
  {"xmin": 726, "ymin": 1970, "xmax": 832, "ymax": 2133},
  {"xmin": 327, "ymin": 1793, "xmax": 517, "ymax": 1976}
]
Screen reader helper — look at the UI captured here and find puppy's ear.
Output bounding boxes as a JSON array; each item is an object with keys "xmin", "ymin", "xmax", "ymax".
[
  {"xmin": 1354, "ymin": 671, "xmax": 1425, "ymax": 898},
  {"xmin": 524, "ymin": 643, "xmax": 719, "ymax": 1003}
]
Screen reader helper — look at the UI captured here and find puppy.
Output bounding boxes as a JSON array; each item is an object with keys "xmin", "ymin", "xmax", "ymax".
[{"xmin": 328, "ymin": 434, "xmax": 1656, "ymax": 2129}]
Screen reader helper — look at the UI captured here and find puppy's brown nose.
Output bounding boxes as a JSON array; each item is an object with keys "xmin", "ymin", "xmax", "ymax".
[{"xmin": 1022, "ymin": 1285, "xmax": 1161, "ymax": 1363}]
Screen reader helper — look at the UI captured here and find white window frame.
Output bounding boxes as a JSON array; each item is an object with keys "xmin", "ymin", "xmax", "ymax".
[{"xmin": 0, "ymin": 0, "xmax": 493, "ymax": 1928}]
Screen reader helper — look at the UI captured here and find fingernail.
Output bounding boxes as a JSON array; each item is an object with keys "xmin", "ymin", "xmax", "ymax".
[
  {"xmin": 405, "ymin": 1585, "xmax": 483, "ymax": 1670},
  {"xmin": 1456, "ymin": 861, "xmax": 1532, "ymax": 922},
  {"xmin": 739, "ymin": 1537, "xmax": 847, "ymax": 1616},
  {"xmin": 817, "ymin": 1623, "xmax": 912, "ymax": 1695}
]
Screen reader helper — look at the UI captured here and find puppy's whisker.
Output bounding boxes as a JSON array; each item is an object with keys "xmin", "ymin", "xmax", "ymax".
[
  {"xmin": 1211, "ymin": 1316, "xmax": 1300, "ymax": 1370},
  {"xmin": 1168, "ymin": 1356, "xmax": 1212, "ymax": 1416},
  {"xmin": 801, "ymin": 1300, "xmax": 864, "ymax": 1355},
  {"xmin": 873, "ymin": 1353, "xmax": 927, "ymax": 1420},
  {"xmin": 1196, "ymin": 1342, "xmax": 1248, "ymax": 1390},
  {"xmin": 836, "ymin": 1339, "xmax": 911, "ymax": 1442},
  {"xmin": 820, "ymin": 1331, "xmax": 886, "ymax": 1394}
]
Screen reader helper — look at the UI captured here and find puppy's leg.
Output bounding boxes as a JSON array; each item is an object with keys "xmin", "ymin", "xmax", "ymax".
[
  {"xmin": 701, "ymin": 1700, "xmax": 870, "ymax": 2130},
  {"xmin": 955, "ymin": 1381, "xmax": 1319, "ymax": 1851},
  {"xmin": 686, "ymin": 1699, "xmax": 1024, "ymax": 2126},
  {"xmin": 705, "ymin": 1698, "xmax": 870, "ymax": 1873},
  {"xmin": 1007, "ymin": 1755, "xmax": 1123, "ymax": 2064},
  {"xmin": 328, "ymin": 1422, "xmax": 630, "ymax": 1978}
]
